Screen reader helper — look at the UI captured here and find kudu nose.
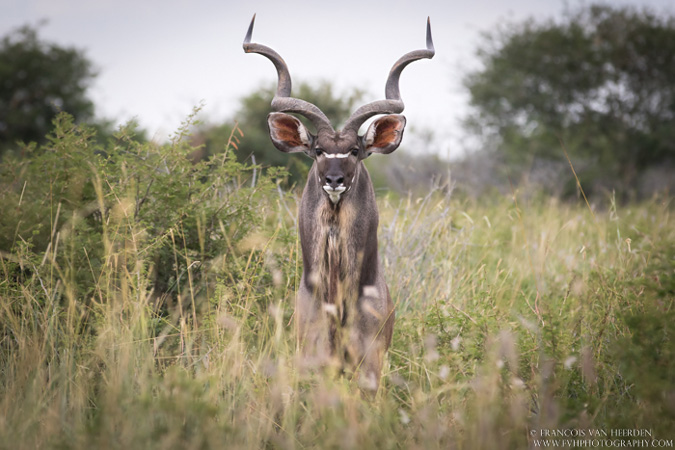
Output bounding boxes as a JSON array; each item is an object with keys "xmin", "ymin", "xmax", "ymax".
[{"xmin": 325, "ymin": 175, "xmax": 344, "ymax": 188}]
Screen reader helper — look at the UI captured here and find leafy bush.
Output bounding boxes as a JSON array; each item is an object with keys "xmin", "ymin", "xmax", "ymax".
[
  {"xmin": 0, "ymin": 25, "xmax": 99, "ymax": 156},
  {"xmin": 464, "ymin": 4, "xmax": 675, "ymax": 198},
  {"xmin": 0, "ymin": 109, "xmax": 283, "ymax": 329}
]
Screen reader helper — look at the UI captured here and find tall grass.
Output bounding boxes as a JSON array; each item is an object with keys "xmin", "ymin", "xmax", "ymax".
[{"xmin": 0, "ymin": 114, "xmax": 673, "ymax": 449}]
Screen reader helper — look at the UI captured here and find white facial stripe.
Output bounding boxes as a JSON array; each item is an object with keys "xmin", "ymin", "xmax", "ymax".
[{"xmin": 323, "ymin": 153, "xmax": 350, "ymax": 159}]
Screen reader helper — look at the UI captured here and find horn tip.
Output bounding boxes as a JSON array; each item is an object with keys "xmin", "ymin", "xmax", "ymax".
[
  {"xmin": 243, "ymin": 13, "xmax": 256, "ymax": 46},
  {"xmin": 425, "ymin": 16, "xmax": 435, "ymax": 53}
]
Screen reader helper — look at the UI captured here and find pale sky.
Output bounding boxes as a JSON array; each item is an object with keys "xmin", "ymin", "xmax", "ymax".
[{"xmin": 2, "ymin": 0, "xmax": 673, "ymax": 158}]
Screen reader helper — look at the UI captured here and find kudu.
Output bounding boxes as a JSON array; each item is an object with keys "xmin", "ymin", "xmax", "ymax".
[{"xmin": 243, "ymin": 15, "xmax": 434, "ymax": 391}]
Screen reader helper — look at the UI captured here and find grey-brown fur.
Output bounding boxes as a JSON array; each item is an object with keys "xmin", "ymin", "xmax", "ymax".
[
  {"xmin": 243, "ymin": 14, "xmax": 433, "ymax": 391},
  {"xmin": 297, "ymin": 160, "xmax": 394, "ymax": 388}
]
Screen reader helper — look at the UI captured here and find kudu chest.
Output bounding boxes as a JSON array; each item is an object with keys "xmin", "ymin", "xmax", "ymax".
[{"xmin": 301, "ymin": 169, "xmax": 377, "ymax": 323}]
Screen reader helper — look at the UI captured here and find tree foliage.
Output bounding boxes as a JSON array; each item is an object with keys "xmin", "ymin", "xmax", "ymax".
[
  {"xmin": 0, "ymin": 24, "xmax": 97, "ymax": 156},
  {"xmin": 0, "ymin": 110, "xmax": 280, "ymax": 308},
  {"xmin": 193, "ymin": 81, "xmax": 363, "ymax": 186},
  {"xmin": 464, "ymin": 4, "xmax": 675, "ymax": 196}
]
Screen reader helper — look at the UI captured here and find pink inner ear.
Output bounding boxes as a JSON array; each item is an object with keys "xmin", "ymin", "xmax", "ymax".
[
  {"xmin": 272, "ymin": 116, "xmax": 303, "ymax": 147},
  {"xmin": 372, "ymin": 117, "xmax": 403, "ymax": 148}
]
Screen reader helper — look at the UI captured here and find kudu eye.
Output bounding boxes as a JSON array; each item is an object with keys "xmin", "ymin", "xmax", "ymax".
[
  {"xmin": 315, "ymin": 148, "xmax": 323, "ymax": 156},
  {"xmin": 351, "ymin": 148, "xmax": 359, "ymax": 157}
]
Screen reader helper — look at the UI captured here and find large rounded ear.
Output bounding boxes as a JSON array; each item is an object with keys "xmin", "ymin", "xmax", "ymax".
[
  {"xmin": 267, "ymin": 112, "xmax": 313, "ymax": 154},
  {"xmin": 363, "ymin": 114, "xmax": 406, "ymax": 155}
]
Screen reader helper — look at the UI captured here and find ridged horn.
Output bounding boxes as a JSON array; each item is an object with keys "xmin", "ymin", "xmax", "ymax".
[
  {"xmin": 342, "ymin": 17, "xmax": 435, "ymax": 135},
  {"xmin": 243, "ymin": 14, "xmax": 334, "ymax": 132}
]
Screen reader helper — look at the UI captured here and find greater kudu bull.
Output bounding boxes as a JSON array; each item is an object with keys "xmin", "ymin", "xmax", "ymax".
[{"xmin": 243, "ymin": 15, "xmax": 434, "ymax": 391}]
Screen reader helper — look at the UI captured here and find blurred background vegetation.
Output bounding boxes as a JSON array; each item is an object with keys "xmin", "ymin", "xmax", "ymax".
[
  {"xmin": 461, "ymin": 3, "xmax": 675, "ymax": 200},
  {"xmin": 0, "ymin": 24, "xmax": 99, "ymax": 152},
  {"xmin": 0, "ymin": 3, "xmax": 673, "ymax": 448},
  {"xmin": 2, "ymin": 4, "xmax": 673, "ymax": 199}
]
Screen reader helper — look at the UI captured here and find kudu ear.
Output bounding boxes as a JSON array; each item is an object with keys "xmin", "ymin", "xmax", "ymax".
[
  {"xmin": 267, "ymin": 112, "xmax": 313, "ymax": 154},
  {"xmin": 363, "ymin": 115, "xmax": 406, "ymax": 155}
]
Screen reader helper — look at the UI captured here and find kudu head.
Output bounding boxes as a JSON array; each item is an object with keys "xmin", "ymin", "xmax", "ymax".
[{"xmin": 243, "ymin": 14, "xmax": 434, "ymax": 204}]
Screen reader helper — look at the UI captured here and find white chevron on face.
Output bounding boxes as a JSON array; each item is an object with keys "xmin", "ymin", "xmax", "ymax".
[{"xmin": 322, "ymin": 153, "xmax": 349, "ymax": 159}]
